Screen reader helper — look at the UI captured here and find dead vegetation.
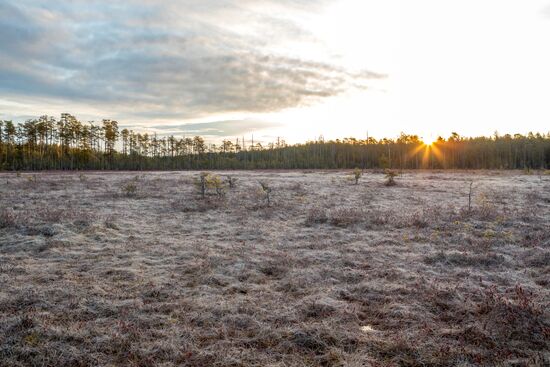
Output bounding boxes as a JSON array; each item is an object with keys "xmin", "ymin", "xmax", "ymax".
[
  {"xmin": 0, "ymin": 208, "xmax": 18, "ymax": 229},
  {"xmin": 0, "ymin": 170, "xmax": 549, "ymax": 366}
]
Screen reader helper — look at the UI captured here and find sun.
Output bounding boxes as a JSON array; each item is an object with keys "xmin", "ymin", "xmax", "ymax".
[{"xmin": 424, "ymin": 137, "xmax": 436, "ymax": 146}]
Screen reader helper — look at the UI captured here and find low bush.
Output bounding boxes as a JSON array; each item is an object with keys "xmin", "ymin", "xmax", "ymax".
[
  {"xmin": 171, "ymin": 197, "xmax": 223, "ymax": 212},
  {"xmin": 259, "ymin": 181, "xmax": 272, "ymax": 206},
  {"xmin": 328, "ymin": 208, "xmax": 363, "ymax": 227},
  {"xmin": 225, "ymin": 175, "xmax": 237, "ymax": 189},
  {"xmin": 477, "ymin": 285, "xmax": 549, "ymax": 348},
  {"xmin": 196, "ymin": 172, "xmax": 225, "ymax": 198},
  {"xmin": 475, "ymin": 193, "xmax": 499, "ymax": 220},
  {"xmin": 121, "ymin": 182, "xmax": 138, "ymax": 197},
  {"xmin": 35, "ymin": 208, "xmax": 65, "ymax": 223},
  {"xmin": 104, "ymin": 215, "xmax": 119, "ymax": 230},
  {"xmin": 353, "ymin": 168, "xmax": 362, "ymax": 185},
  {"xmin": 305, "ymin": 207, "xmax": 328, "ymax": 226},
  {"xmin": 424, "ymin": 251, "xmax": 505, "ymax": 267},
  {"xmin": 368, "ymin": 209, "xmax": 395, "ymax": 226},
  {"xmin": 384, "ymin": 170, "xmax": 398, "ymax": 186},
  {"xmin": 0, "ymin": 208, "xmax": 18, "ymax": 229}
]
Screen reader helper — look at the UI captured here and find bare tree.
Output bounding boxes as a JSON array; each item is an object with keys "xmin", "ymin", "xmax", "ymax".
[{"xmin": 468, "ymin": 181, "xmax": 474, "ymax": 212}]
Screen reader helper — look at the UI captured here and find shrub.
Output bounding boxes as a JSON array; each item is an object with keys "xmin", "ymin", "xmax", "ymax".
[
  {"xmin": 24, "ymin": 174, "xmax": 38, "ymax": 186},
  {"xmin": 353, "ymin": 168, "xmax": 362, "ymax": 185},
  {"xmin": 424, "ymin": 251, "xmax": 505, "ymax": 267},
  {"xmin": 409, "ymin": 210, "xmax": 429, "ymax": 228},
  {"xmin": 38, "ymin": 225, "xmax": 57, "ymax": 237},
  {"xmin": 289, "ymin": 182, "xmax": 304, "ymax": 192},
  {"xmin": 0, "ymin": 208, "xmax": 18, "ymax": 229},
  {"xmin": 408, "ymin": 207, "xmax": 441, "ymax": 228},
  {"xmin": 207, "ymin": 174, "xmax": 225, "ymax": 197},
  {"xmin": 477, "ymin": 285, "xmax": 548, "ymax": 347},
  {"xmin": 72, "ymin": 210, "xmax": 96, "ymax": 228},
  {"xmin": 384, "ymin": 170, "xmax": 398, "ymax": 186},
  {"xmin": 196, "ymin": 172, "xmax": 209, "ymax": 198},
  {"xmin": 104, "ymin": 215, "xmax": 119, "ymax": 230},
  {"xmin": 292, "ymin": 330, "xmax": 328, "ymax": 353},
  {"xmin": 305, "ymin": 207, "xmax": 328, "ymax": 226},
  {"xmin": 121, "ymin": 182, "xmax": 138, "ymax": 197},
  {"xmin": 467, "ymin": 181, "xmax": 474, "ymax": 212},
  {"xmin": 302, "ymin": 300, "xmax": 336, "ymax": 319},
  {"xmin": 475, "ymin": 193, "xmax": 499, "ymax": 220},
  {"xmin": 171, "ymin": 198, "xmax": 221, "ymax": 212},
  {"xmin": 196, "ymin": 172, "xmax": 225, "ymax": 198},
  {"xmin": 225, "ymin": 175, "xmax": 237, "ymax": 189},
  {"xmin": 369, "ymin": 209, "xmax": 393, "ymax": 226},
  {"xmin": 258, "ymin": 262, "xmax": 287, "ymax": 278},
  {"xmin": 259, "ymin": 181, "xmax": 272, "ymax": 206},
  {"xmin": 35, "ymin": 207, "xmax": 65, "ymax": 223},
  {"xmin": 328, "ymin": 208, "xmax": 363, "ymax": 227}
]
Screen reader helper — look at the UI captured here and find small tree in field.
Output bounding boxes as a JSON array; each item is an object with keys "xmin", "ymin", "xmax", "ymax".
[
  {"xmin": 353, "ymin": 168, "xmax": 362, "ymax": 185},
  {"xmin": 122, "ymin": 182, "xmax": 138, "ymax": 197},
  {"xmin": 207, "ymin": 174, "xmax": 225, "ymax": 198},
  {"xmin": 259, "ymin": 181, "xmax": 272, "ymax": 206},
  {"xmin": 196, "ymin": 172, "xmax": 225, "ymax": 198},
  {"xmin": 196, "ymin": 172, "xmax": 209, "ymax": 199},
  {"xmin": 384, "ymin": 170, "xmax": 398, "ymax": 186},
  {"xmin": 225, "ymin": 175, "xmax": 237, "ymax": 189},
  {"xmin": 468, "ymin": 181, "xmax": 474, "ymax": 212}
]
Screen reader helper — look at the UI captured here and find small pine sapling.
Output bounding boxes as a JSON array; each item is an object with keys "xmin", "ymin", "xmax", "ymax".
[
  {"xmin": 259, "ymin": 181, "xmax": 272, "ymax": 206},
  {"xmin": 226, "ymin": 175, "xmax": 237, "ymax": 189},
  {"xmin": 196, "ymin": 172, "xmax": 226, "ymax": 198},
  {"xmin": 207, "ymin": 174, "xmax": 225, "ymax": 198},
  {"xmin": 353, "ymin": 168, "xmax": 362, "ymax": 185},
  {"xmin": 196, "ymin": 172, "xmax": 209, "ymax": 199},
  {"xmin": 384, "ymin": 170, "xmax": 398, "ymax": 186},
  {"xmin": 122, "ymin": 182, "xmax": 138, "ymax": 197},
  {"xmin": 468, "ymin": 181, "xmax": 474, "ymax": 212}
]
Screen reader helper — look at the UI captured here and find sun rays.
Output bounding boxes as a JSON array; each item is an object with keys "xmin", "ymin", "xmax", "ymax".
[{"xmin": 407, "ymin": 140, "xmax": 443, "ymax": 167}]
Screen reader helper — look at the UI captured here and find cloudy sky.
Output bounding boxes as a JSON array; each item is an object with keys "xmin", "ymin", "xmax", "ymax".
[{"xmin": 1, "ymin": 0, "xmax": 550, "ymax": 143}]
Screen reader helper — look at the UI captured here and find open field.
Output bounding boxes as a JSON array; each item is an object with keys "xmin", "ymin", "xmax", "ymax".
[{"xmin": 0, "ymin": 170, "xmax": 549, "ymax": 366}]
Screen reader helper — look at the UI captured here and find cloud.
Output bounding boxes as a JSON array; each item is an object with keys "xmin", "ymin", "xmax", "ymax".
[
  {"xmin": 153, "ymin": 120, "xmax": 283, "ymax": 137},
  {"xmin": 0, "ymin": 0, "xmax": 384, "ymax": 122}
]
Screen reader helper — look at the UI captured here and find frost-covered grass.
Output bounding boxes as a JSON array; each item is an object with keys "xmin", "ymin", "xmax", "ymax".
[{"xmin": 0, "ymin": 170, "xmax": 549, "ymax": 366}]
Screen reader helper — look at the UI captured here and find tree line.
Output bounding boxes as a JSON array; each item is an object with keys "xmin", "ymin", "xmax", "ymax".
[{"xmin": 1, "ymin": 114, "xmax": 549, "ymax": 170}]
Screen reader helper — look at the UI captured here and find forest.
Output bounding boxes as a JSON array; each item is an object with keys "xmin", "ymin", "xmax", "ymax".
[{"xmin": 1, "ymin": 113, "xmax": 549, "ymax": 170}]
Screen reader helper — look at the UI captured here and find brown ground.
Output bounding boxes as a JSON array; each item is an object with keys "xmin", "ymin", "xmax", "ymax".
[{"xmin": 0, "ymin": 170, "xmax": 549, "ymax": 366}]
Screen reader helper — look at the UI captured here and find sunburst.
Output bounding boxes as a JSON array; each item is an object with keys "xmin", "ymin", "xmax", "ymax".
[{"xmin": 407, "ymin": 139, "xmax": 443, "ymax": 168}]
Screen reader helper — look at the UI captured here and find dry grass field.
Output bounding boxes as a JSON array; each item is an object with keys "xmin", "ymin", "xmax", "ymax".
[{"xmin": 0, "ymin": 170, "xmax": 549, "ymax": 366}]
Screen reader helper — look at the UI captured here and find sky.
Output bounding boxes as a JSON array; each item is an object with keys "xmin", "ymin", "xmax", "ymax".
[{"xmin": 1, "ymin": 0, "xmax": 550, "ymax": 144}]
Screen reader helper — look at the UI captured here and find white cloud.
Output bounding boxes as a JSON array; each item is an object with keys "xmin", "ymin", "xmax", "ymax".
[{"xmin": 0, "ymin": 1, "xmax": 382, "ymax": 126}]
